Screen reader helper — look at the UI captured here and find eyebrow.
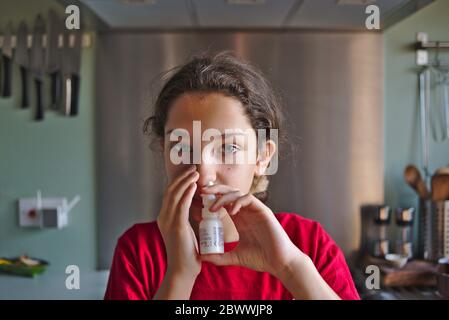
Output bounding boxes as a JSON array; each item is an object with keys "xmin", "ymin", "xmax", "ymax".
[{"xmin": 165, "ymin": 129, "xmax": 248, "ymax": 139}]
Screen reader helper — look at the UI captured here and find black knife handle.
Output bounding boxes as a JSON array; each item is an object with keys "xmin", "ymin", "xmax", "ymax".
[
  {"xmin": 20, "ymin": 66, "xmax": 29, "ymax": 108},
  {"xmin": 69, "ymin": 74, "xmax": 80, "ymax": 116},
  {"xmin": 50, "ymin": 71, "xmax": 61, "ymax": 110},
  {"xmin": 62, "ymin": 76, "xmax": 71, "ymax": 116},
  {"xmin": 2, "ymin": 55, "xmax": 12, "ymax": 97},
  {"xmin": 35, "ymin": 78, "xmax": 44, "ymax": 121}
]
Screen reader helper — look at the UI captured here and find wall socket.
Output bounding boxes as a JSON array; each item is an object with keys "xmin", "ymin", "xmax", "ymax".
[{"xmin": 18, "ymin": 197, "xmax": 68, "ymax": 228}]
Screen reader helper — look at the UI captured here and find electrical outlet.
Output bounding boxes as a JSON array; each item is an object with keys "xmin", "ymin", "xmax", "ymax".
[{"xmin": 18, "ymin": 198, "xmax": 66, "ymax": 228}]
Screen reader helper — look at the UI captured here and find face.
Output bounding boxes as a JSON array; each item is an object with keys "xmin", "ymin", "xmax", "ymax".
[{"xmin": 163, "ymin": 92, "xmax": 264, "ymax": 221}]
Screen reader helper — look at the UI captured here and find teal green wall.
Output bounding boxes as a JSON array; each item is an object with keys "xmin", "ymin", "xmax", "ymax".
[
  {"xmin": 384, "ymin": 0, "xmax": 449, "ymax": 209},
  {"xmin": 0, "ymin": 0, "xmax": 97, "ymax": 271}
]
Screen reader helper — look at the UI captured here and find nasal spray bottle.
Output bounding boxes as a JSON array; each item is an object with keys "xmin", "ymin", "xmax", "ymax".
[{"xmin": 199, "ymin": 184, "xmax": 225, "ymax": 255}]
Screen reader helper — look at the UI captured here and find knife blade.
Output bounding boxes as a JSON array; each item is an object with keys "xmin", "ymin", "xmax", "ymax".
[
  {"xmin": 62, "ymin": 29, "xmax": 81, "ymax": 116},
  {"xmin": 46, "ymin": 10, "xmax": 63, "ymax": 111},
  {"xmin": 15, "ymin": 21, "xmax": 30, "ymax": 108},
  {"xmin": 30, "ymin": 15, "xmax": 46, "ymax": 121},
  {"xmin": 69, "ymin": 31, "xmax": 81, "ymax": 116},
  {"xmin": 1, "ymin": 22, "xmax": 13, "ymax": 97}
]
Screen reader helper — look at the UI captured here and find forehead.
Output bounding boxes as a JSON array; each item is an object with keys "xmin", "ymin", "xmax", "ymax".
[{"xmin": 165, "ymin": 92, "xmax": 253, "ymax": 133}]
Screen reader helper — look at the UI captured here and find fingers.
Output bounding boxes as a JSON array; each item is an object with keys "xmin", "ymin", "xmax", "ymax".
[
  {"xmin": 200, "ymin": 251, "xmax": 239, "ymax": 266},
  {"xmin": 168, "ymin": 171, "xmax": 199, "ymax": 211},
  {"xmin": 165, "ymin": 166, "xmax": 198, "ymax": 206},
  {"xmin": 189, "ymin": 225, "xmax": 199, "ymax": 253},
  {"xmin": 228, "ymin": 194, "xmax": 260, "ymax": 216},
  {"xmin": 167, "ymin": 165, "xmax": 196, "ymax": 194},
  {"xmin": 201, "ymin": 183, "xmax": 239, "ymax": 195},
  {"xmin": 178, "ymin": 182, "xmax": 197, "ymax": 223},
  {"xmin": 203, "ymin": 184, "xmax": 259, "ymax": 217},
  {"xmin": 160, "ymin": 165, "xmax": 199, "ymax": 223},
  {"xmin": 209, "ymin": 190, "xmax": 242, "ymax": 211},
  {"xmin": 206, "ymin": 186, "xmax": 254, "ymax": 216}
]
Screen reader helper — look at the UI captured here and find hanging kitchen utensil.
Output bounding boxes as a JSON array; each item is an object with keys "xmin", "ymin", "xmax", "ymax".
[
  {"xmin": 430, "ymin": 55, "xmax": 449, "ymax": 142},
  {"xmin": 418, "ymin": 67, "xmax": 431, "ymax": 184},
  {"xmin": 15, "ymin": 21, "xmax": 30, "ymax": 108},
  {"xmin": 46, "ymin": 10, "xmax": 63, "ymax": 111},
  {"xmin": 428, "ymin": 45, "xmax": 449, "ymax": 142},
  {"xmin": 431, "ymin": 174, "xmax": 449, "ymax": 201},
  {"xmin": 0, "ymin": 46, "xmax": 2, "ymax": 94},
  {"xmin": 443, "ymin": 76, "xmax": 449, "ymax": 140},
  {"xmin": 1, "ymin": 22, "xmax": 13, "ymax": 98},
  {"xmin": 62, "ymin": 29, "xmax": 81, "ymax": 116},
  {"xmin": 404, "ymin": 164, "xmax": 430, "ymax": 199},
  {"xmin": 439, "ymin": 65, "xmax": 449, "ymax": 141},
  {"xmin": 436, "ymin": 165, "xmax": 449, "ymax": 175},
  {"xmin": 30, "ymin": 15, "xmax": 46, "ymax": 121}
]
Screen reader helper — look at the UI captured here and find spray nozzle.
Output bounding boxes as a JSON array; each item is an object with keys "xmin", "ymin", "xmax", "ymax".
[
  {"xmin": 201, "ymin": 193, "xmax": 223, "ymax": 219},
  {"xmin": 201, "ymin": 194, "xmax": 216, "ymax": 209}
]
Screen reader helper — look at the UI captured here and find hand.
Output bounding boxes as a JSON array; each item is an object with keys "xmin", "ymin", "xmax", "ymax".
[
  {"xmin": 199, "ymin": 184, "xmax": 305, "ymax": 278},
  {"xmin": 157, "ymin": 165, "xmax": 201, "ymax": 279}
]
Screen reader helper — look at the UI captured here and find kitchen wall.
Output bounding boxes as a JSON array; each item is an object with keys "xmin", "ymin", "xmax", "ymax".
[
  {"xmin": 384, "ymin": 0, "xmax": 449, "ymax": 209},
  {"xmin": 0, "ymin": 0, "xmax": 98, "ymax": 272}
]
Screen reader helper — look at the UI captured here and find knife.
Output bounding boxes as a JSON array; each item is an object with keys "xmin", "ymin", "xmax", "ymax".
[
  {"xmin": 30, "ymin": 15, "xmax": 46, "ymax": 121},
  {"xmin": 15, "ymin": 21, "xmax": 30, "ymax": 108},
  {"xmin": 1, "ymin": 22, "xmax": 13, "ymax": 97},
  {"xmin": 46, "ymin": 10, "xmax": 63, "ymax": 111},
  {"xmin": 62, "ymin": 29, "xmax": 81, "ymax": 116}
]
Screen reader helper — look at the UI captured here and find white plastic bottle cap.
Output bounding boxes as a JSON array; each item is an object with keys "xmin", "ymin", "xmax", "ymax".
[
  {"xmin": 202, "ymin": 194, "xmax": 216, "ymax": 209},
  {"xmin": 201, "ymin": 194, "xmax": 221, "ymax": 218}
]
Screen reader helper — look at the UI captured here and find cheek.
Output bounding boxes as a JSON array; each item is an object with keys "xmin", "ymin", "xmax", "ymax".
[
  {"xmin": 220, "ymin": 164, "xmax": 256, "ymax": 191},
  {"xmin": 164, "ymin": 152, "xmax": 189, "ymax": 183}
]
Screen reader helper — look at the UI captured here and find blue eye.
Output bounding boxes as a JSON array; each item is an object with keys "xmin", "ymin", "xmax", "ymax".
[
  {"xmin": 221, "ymin": 144, "xmax": 240, "ymax": 154},
  {"xmin": 173, "ymin": 144, "xmax": 191, "ymax": 153}
]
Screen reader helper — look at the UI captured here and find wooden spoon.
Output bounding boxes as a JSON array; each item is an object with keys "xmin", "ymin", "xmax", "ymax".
[
  {"xmin": 436, "ymin": 165, "xmax": 449, "ymax": 175},
  {"xmin": 404, "ymin": 165, "xmax": 430, "ymax": 199},
  {"xmin": 431, "ymin": 174, "xmax": 449, "ymax": 201}
]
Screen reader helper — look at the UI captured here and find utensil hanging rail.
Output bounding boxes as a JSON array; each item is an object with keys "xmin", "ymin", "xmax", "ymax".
[
  {"xmin": 0, "ymin": 33, "xmax": 92, "ymax": 49},
  {"xmin": 417, "ymin": 41, "xmax": 449, "ymax": 49}
]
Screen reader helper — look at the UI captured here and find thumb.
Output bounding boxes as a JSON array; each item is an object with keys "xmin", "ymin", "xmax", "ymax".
[
  {"xmin": 224, "ymin": 204, "xmax": 241, "ymax": 224},
  {"xmin": 200, "ymin": 252, "xmax": 239, "ymax": 266}
]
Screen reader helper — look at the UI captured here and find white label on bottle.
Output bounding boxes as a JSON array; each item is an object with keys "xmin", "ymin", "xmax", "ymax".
[{"xmin": 200, "ymin": 225, "xmax": 224, "ymax": 254}]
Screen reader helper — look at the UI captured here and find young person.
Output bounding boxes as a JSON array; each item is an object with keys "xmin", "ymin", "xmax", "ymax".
[{"xmin": 104, "ymin": 52, "xmax": 360, "ymax": 300}]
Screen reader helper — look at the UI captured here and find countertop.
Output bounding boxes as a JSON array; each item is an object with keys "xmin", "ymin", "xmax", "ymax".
[{"xmin": 0, "ymin": 266, "xmax": 109, "ymax": 300}]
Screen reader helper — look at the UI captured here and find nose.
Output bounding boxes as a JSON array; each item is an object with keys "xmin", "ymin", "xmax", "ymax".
[{"xmin": 196, "ymin": 162, "xmax": 217, "ymax": 188}]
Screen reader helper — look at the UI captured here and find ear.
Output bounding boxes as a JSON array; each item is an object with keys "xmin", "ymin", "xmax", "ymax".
[
  {"xmin": 159, "ymin": 138, "xmax": 165, "ymax": 151},
  {"xmin": 255, "ymin": 139, "xmax": 276, "ymax": 176}
]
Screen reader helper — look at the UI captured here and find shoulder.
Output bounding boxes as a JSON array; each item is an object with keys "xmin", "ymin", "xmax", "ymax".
[
  {"xmin": 115, "ymin": 220, "xmax": 163, "ymax": 253},
  {"xmin": 274, "ymin": 212, "xmax": 360, "ymax": 300},
  {"xmin": 273, "ymin": 212, "xmax": 339, "ymax": 262},
  {"xmin": 273, "ymin": 212, "xmax": 327, "ymax": 242},
  {"xmin": 119, "ymin": 220, "xmax": 159, "ymax": 240},
  {"xmin": 273, "ymin": 212, "xmax": 321, "ymax": 231}
]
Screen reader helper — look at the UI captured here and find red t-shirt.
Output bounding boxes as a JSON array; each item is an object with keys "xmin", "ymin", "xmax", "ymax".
[{"xmin": 104, "ymin": 212, "xmax": 360, "ymax": 300}]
